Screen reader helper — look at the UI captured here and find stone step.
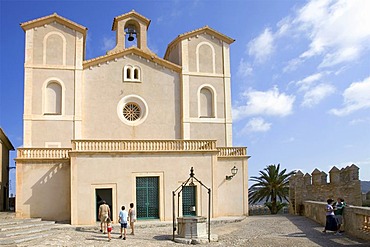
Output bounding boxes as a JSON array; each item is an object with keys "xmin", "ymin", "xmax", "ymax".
[
  {"xmin": 0, "ymin": 232, "xmax": 52, "ymax": 245},
  {"xmin": 0, "ymin": 212, "xmax": 16, "ymax": 220},
  {"xmin": 0, "ymin": 217, "xmax": 41, "ymax": 227},
  {"xmin": 0, "ymin": 224, "xmax": 50, "ymax": 238},
  {"xmin": 0, "ymin": 220, "xmax": 55, "ymax": 232},
  {"xmin": 0, "ymin": 218, "xmax": 56, "ymax": 246}
]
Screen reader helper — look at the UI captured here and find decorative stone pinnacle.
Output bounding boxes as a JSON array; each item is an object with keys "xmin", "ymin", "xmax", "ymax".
[{"xmin": 190, "ymin": 167, "xmax": 194, "ymax": 177}]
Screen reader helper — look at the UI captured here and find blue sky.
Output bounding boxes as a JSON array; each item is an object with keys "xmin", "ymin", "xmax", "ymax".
[{"xmin": 1, "ymin": 0, "xmax": 369, "ymax": 194}]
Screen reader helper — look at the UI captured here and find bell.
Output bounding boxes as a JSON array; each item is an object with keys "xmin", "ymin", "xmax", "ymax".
[{"xmin": 128, "ymin": 33, "xmax": 135, "ymax": 41}]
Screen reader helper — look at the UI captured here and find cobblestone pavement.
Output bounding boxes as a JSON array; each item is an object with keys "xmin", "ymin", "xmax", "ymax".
[{"xmin": 10, "ymin": 215, "xmax": 370, "ymax": 247}]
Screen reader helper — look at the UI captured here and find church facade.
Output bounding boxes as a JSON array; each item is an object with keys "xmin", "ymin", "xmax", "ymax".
[{"xmin": 16, "ymin": 11, "xmax": 249, "ymax": 225}]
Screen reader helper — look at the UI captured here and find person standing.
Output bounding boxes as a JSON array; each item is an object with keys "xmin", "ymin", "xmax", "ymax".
[
  {"xmin": 118, "ymin": 205, "xmax": 128, "ymax": 240},
  {"xmin": 334, "ymin": 197, "xmax": 346, "ymax": 235},
  {"xmin": 129, "ymin": 202, "xmax": 136, "ymax": 235},
  {"xmin": 99, "ymin": 200, "xmax": 111, "ymax": 234},
  {"xmin": 323, "ymin": 198, "xmax": 337, "ymax": 233}
]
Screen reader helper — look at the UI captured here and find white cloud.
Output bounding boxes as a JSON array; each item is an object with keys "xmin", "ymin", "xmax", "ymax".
[
  {"xmin": 349, "ymin": 118, "xmax": 370, "ymax": 125},
  {"xmin": 283, "ymin": 58, "xmax": 304, "ymax": 73},
  {"xmin": 296, "ymin": 72, "xmax": 324, "ymax": 91},
  {"xmin": 237, "ymin": 59, "xmax": 253, "ymax": 77},
  {"xmin": 334, "ymin": 66, "xmax": 349, "ymax": 75},
  {"xmin": 102, "ymin": 37, "xmax": 115, "ymax": 51},
  {"xmin": 301, "ymin": 83, "xmax": 335, "ymax": 107},
  {"xmin": 276, "ymin": 17, "xmax": 291, "ymax": 37},
  {"xmin": 233, "ymin": 86, "xmax": 295, "ymax": 121},
  {"xmin": 330, "ymin": 76, "xmax": 370, "ymax": 116},
  {"xmin": 296, "ymin": 0, "xmax": 370, "ymax": 67},
  {"xmin": 292, "ymin": 72, "xmax": 335, "ymax": 107},
  {"xmin": 247, "ymin": 28, "xmax": 274, "ymax": 63},
  {"xmin": 242, "ymin": 118, "xmax": 272, "ymax": 133},
  {"xmin": 247, "ymin": 0, "xmax": 370, "ymax": 72},
  {"xmin": 319, "ymin": 46, "xmax": 360, "ymax": 68}
]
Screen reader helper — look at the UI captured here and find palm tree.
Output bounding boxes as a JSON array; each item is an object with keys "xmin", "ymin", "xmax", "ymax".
[{"xmin": 248, "ymin": 164, "xmax": 295, "ymax": 214}]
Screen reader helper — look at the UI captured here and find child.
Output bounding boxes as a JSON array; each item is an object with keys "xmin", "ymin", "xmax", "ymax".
[
  {"xmin": 118, "ymin": 205, "xmax": 128, "ymax": 240},
  {"xmin": 129, "ymin": 202, "xmax": 136, "ymax": 235},
  {"xmin": 106, "ymin": 218, "xmax": 113, "ymax": 241}
]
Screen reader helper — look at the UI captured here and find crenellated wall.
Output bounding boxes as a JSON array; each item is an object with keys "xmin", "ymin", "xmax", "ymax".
[{"xmin": 289, "ymin": 164, "xmax": 362, "ymax": 215}]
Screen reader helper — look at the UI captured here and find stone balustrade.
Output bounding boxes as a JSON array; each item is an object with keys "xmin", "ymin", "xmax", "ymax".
[
  {"xmin": 16, "ymin": 141, "xmax": 247, "ymax": 159},
  {"xmin": 72, "ymin": 140, "xmax": 217, "ymax": 152},
  {"xmin": 17, "ymin": 148, "xmax": 71, "ymax": 160},
  {"xmin": 303, "ymin": 200, "xmax": 370, "ymax": 241},
  {"xmin": 217, "ymin": 147, "xmax": 247, "ymax": 157}
]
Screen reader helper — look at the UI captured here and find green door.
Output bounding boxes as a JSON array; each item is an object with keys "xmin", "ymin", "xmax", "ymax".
[
  {"xmin": 136, "ymin": 177, "xmax": 159, "ymax": 219},
  {"xmin": 182, "ymin": 186, "xmax": 196, "ymax": 216}
]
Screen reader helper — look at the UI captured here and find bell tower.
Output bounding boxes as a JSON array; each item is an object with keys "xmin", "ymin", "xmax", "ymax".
[{"xmin": 107, "ymin": 10, "xmax": 151, "ymax": 54}]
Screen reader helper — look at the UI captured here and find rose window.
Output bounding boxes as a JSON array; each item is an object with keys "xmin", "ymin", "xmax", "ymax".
[{"xmin": 123, "ymin": 103, "xmax": 141, "ymax": 121}]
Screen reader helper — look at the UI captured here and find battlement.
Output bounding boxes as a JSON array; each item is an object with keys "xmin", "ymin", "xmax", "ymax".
[{"xmin": 289, "ymin": 164, "xmax": 362, "ymax": 215}]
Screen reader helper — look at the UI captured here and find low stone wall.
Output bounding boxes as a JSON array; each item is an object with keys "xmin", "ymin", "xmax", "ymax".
[
  {"xmin": 248, "ymin": 205, "xmax": 289, "ymax": 216},
  {"xmin": 304, "ymin": 201, "xmax": 370, "ymax": 241}
]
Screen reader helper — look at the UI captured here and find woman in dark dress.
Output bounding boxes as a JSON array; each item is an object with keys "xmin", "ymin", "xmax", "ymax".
[{"xmin": 323, "ymin": 198, "xmax": 338, "ymax": 233}]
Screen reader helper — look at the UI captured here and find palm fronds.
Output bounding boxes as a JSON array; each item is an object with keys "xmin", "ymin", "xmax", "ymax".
[{"xmin": 248, "ymin": 164, "xmax": 295, "ymax": 214}]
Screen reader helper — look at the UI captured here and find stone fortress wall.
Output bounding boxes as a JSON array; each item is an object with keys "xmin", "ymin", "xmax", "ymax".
[{"xmin": 289, "ymin": 164, "xmax": 362, "ymax": 215}]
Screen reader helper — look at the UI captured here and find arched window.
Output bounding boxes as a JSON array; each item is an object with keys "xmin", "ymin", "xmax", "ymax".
[
  {"xmin": 124, "ymin": 23, "xmax": 139, "ymax": 49},
  {"xmin": 127, "ymin": 67, "xmax": 132, "ymax": 79},
  {"xmin": 199, "ymin": 87, "xmax": 214, "ymax": 118},
  {"xmin": 45, "ymin": 81, "xmax": 62, "ymax": 115},
  {"xmin": 123, "ymin": 65, "xmax": 141, "ymax": 82},
  {"xmin": 196, "ymin": 42, "xmax": 215, "ymax": 74},
  {"xmin": 43, "ymin": 32, "xmax": 66, "ymax": 65},
  {"xmin": 134, "ymin": 68, "xmax": 139, "ymax": 80}
]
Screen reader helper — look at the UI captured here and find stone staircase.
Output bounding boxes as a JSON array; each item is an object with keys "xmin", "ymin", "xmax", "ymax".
[{"xmin": 0, "ymin": 218, "xmax": 55, "ymax": 245}]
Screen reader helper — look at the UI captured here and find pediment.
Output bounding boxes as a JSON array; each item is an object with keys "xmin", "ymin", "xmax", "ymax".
[
  {"xmin": 112, "ymin": 10, "xmax": 151, "ymax": 31},
  {"xmin": 20, "ymin": 13, "xmax": 87, "ymax": 37},
  {"xmin": 165, "ymin": 26, "xmax": 235, "ymax": 59},
  {"xmin": 83, "ymin": 47, "xmax": 181, "ymax": 72}
]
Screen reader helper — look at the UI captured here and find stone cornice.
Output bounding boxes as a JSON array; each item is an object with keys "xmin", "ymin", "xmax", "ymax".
[
  {"xmin": 183, "ymin": 72, "xmax": 230, "ymax": 78},
  {"xmin": 24, "ymin": 64, "xmax": 78, "ymax": 70},
  {"xmin": 112, "ymin": 10, "xmax": 151, "ymax": 31},
  {"xmin": 20, "ymin": 13, "xmax": 88, "ymax": 61},
  {"xmin": 83, "ymin": 47, "xmax": 182, "ymax": 72},
  {"xmin": 0, "ymin": 128, "xmax": 15, "ymax": 151},
  {"xmin": 164, "ymin": 26, "xmax": 235, "ymax": 59},
  {"xmin": 20, "ymin": 13, "xmax": 87, "ymax": 37}
]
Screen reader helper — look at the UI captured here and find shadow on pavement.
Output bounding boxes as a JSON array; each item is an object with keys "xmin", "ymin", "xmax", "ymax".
[
  {"xmin": 286, "ymin": 215, "xmax": 370, "ymax": 247},
  {"xmin": 153, "ymin": 234, "xmax": 172, "ymax": 241}
]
